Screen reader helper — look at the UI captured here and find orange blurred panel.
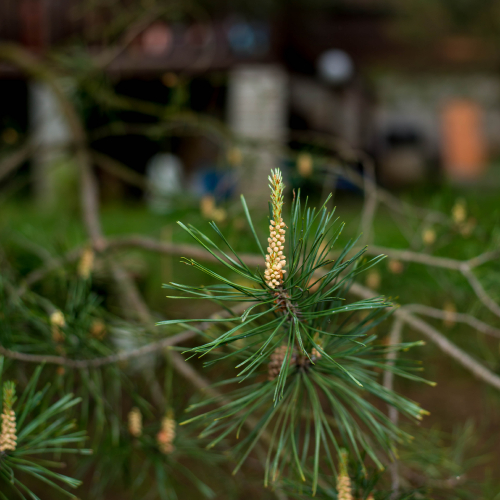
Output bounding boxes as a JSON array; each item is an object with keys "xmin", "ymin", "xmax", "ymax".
[{"xmin": 441, "ymin": 100, "xmax": 487, "ymax": 180}]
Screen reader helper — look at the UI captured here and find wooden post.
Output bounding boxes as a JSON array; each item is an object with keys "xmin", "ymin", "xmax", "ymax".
[
  {"xmin": 29, "ymin": 81, "xmax": 72, "ymax": 208},
  {"xmin": 227, "ymin": 64, "xmax": 288, "ymax": 204}
]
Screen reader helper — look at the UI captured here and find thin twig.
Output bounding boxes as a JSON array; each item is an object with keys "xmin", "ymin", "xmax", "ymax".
[
  {"xmin": 12, "ymin": 242, "xmax": 500, "ymax": 394},
  {"xmin": 91, "ymin": 150, "xmax": 151, "ymax": 191},
  {"xmin": 365, "ymin": 245, "xmax": 463, "ymax": 270},
  {"xmin": 467, "ymin": 250, "xmax": 500, "ymax": 269},
  {"xmin": 460, "ymin": 267, "xmax": 500, "ymax": 319},
  {"xmin": 17, "ymin": 246, "xmax": 84, "ymax": 295},
  {"xmin": 350, "ymin": 282, "xmax": 500, "ymax": 391},
  {"xmin": 94, "ymin": 6, "xmax": 165, "ymax": 68},
  {"xmin": 108, "ymin": 235, "xmax": 264, "ymax": 267},
  {"xmin": 383, "ymin": 318, "xmax": 404, "ymax": 423},
  {"xmin": 0, "ymin": 330, "xmax": 195, "ymax": 368},
  {"xmin": 383, "ymin": 318, "xmax": 403, "ymax": 500},
  {"xmin": 364, "ymin": 245, "xmax": 500, "ymax": 318},
  {"xmin": 0, "ymin": 140, "xmax": 33, "ymax": 182},
  {"xmin": 112, "ymin": 238, "xmax": 500, "ymax": 321},
  {"xmin": 19, "ymin": 237, "xmax": 497, "ymax": 294},
  {"xmin": 110, "ymin": 262, "xmax": 154, "ymax": 325},
  {"xmin": 359, "ymin": 158, "xmax": 378, "ymax": 245},
  {"xmin": 404, "ymin": 304, "xmax": 500, "ymax": 338}
]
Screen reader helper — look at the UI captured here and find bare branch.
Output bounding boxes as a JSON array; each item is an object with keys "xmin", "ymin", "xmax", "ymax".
[
  {"xmin": 13, "ymin": 240, "xmax": 500, "ymax": 394},
  {"xmin": 18, "ymin": 246, "xmax": 84, "ymax": 295},
  {"xmin": 359, "ymin": 159, "xmax": 378, "ymax": 245},
  {"xmin": 107, "ymin": 235, "xmax": 264, "ymax": 267},
  {"xmin": 94, "ymin": 6, "xmax": 165, "ymax": 68},
  {"xmin": 110, "ymin": 262, "xmax": 155, "ymax": 325},
  {"xmin": 349, "ymin": 282, "xmax": 500, "ymax": 391},
  {"xmin": 0, "ymin": 140, "xmax": 33, "ymax": 182},
  {"xmin": 466, "ymin": 250, "xmax": 500, "ymax": 269},
  {"xmin": 0, "ymin": 330, "xmax": 195, "ymax": 368},
  {"xmin": 400, "ymin": 310, "xmax": 500, "ymax": 390},
  {"xmin": 460, "ymin": 267, "xmax": 500, "ymax": 319},
  {"xmin": 404, "ymin": 304, "xmax": 500, "ymax": 338},
  {"xmin": 383, "ymin": 317, "xmax": 404, "ymax": 423},
  {"xmin": 384, "ymin": 318, "xmax": 403, "ymax": 499},
  {"xmin": 365, "ymin": 245, "xmax": 462, "ymax": 270},
  {"xmin": 91, "ymin": 150, "xmax": 151, "ymax": 191},
  {"xmin": 363, "ymin": 246, "xmax": 500, "ymax": 318}
]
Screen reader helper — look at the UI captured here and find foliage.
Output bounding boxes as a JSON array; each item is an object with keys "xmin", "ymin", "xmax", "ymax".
[
  {"xmin": 0, "ymin": 358, "xmax": 91, "ymax": 499},
  {"xmin": 1, "ymin": 2, "xmax": 500, "ymax": 494},
  {"xmin": 158, "ymin": 170, "xmax": 430, "ymax": 493},
  {"xmin": 77, "ymin": 413, "xmax": 219, "ymax": 500}
]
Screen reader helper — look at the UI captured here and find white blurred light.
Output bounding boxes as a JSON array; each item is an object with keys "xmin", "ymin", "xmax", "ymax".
[{"xmin": 317, "ymin": 49, "xmax": 354, "ymax": 85}]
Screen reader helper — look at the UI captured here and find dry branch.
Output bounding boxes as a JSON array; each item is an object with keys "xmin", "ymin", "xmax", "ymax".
[
  {"xmin": 404, "ymin": 304, "xmax": 500, "ymax": 338},
  {"xmin": 0, "ymin": 140, "xmax": 33, "ymax": 183},
  {"xmin": 8, "ymin": 237, "xmax": 500, "ymax": 394},
  {"xmin": 0, "ymin": 330, "xmax": 195, "ymax": 369},
  {"xmin": 383, "ymin": 318, "xmax": 403, "ymax": 499},
  {"xmin": 349, "ymin": 282, "xmax": 500, "ymax": 391}
]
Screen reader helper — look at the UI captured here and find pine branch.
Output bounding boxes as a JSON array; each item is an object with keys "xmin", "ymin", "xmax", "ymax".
[
  {"xmin": 10, "ymin": 240, "xmax": 500, "ymax": 393},
  {"xmin": 2, "ymin": 34, "xmax": 499, "ymax": 498},
  {"xmin": 0, "ymin": 363, "xmax": 91, "ymax": 498}
]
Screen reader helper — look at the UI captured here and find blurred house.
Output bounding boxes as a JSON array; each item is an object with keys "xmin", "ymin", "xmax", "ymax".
[{"xmin": 0, "ymin": 0, "xmax": 498, "ymax": 201}]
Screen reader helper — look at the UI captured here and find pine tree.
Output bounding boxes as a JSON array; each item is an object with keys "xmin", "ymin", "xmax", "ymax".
[
  {"xmin": 0, "ymin": 360, "xmax": 91, "ymax": 498},
  {"xmin": 160, "ymin": 168, "xmax": 430, "ymax": 494}
]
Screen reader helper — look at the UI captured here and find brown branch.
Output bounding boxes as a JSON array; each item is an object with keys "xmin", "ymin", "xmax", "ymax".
[
  {"xmin": 111, "ymin": 238, "xmax": 500, "ymax": 321},
  {"xmin": 365, "ymin": 246, "xmax": 499, "ymax": 271},
  {"xmin": 21, "ymin": 236, "xmax": 498, "ymax": 293},
  {"xmin": 404, "ymin": 304, "xmax": 500, "ymax": 338},
  {"xmin": 107, "ymin": 235, "xmax": 264, "ymax": 268},
  {"xmin": 0, "ymin": 330, "xmax": 195, "ymax": 369},
  {"xmin": 460, "ymin": 267, "xmax": 500, "ymax": 319},
  {"xmin": 15, "ymin": 236, "xmax": 500, "ymax": 392},
  {"xmin": 364, "ymin": 246, "xmax": 500, "ymax": 318},
  {"xmin": 358, "ymin": 158, "xmax": 378, "ymax": 245},
  {"xmin": 109, "ymin": 261, "xmax": 155, "ymax": 325},
  {"xmin": 15, "ymin": 236, "xmax": 263, "ymax": 298},
  {"xmin": 91, "ymin": 150, "xmax": 151, "ymax": 191},
  {"xmin": 17, "ymin": 246, "xmax": 84, "ymax": 295},
  {"xmin": 349, "ymin": 282, "xmax": 500, "ymax": 391},
  {"xmin": 365, "ymin": 245, "xmax": 463, "ymax": 270},
  {"xmin": 402, "ymin": 310, "xmax": 500, "ymax": 393},
  {"xmin": 94, "ymin": 6, "xmax": 166, "ymax": 69},
  {"xmin": 383, "ymin": 317, "xmax": 404, "ymax": 423},
  {"xmin": 383, "ymin": 318, "xmax": 403, "ymax": 499},
  {"xmin": 6, "ymin": 163, "xmax": 500, "ymax": 394},
  {"xmin": 467, "ymin": 250, "xmax": 500, "ymax": 269},
  {"xmin": 108, "ymin": 238, "xmax": 500, "ymax": 321},
  {"xmin": 0, "ymin": 140, "xmax": 33, "ymax": 182}
]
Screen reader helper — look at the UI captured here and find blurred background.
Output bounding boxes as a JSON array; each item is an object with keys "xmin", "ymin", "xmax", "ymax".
[
  {"xmin": 1, "ymin": 0, "xmax": 500, "ymax": 498},
  {"xmin": 3, "ymin": 0, "xmax": 500, "ymax": 200}
]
